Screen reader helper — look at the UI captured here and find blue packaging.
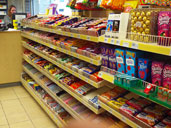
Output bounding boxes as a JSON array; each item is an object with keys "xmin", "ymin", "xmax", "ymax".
[
  {"xmin": 115, "ymin": 49, "xmax": 126, "ymax": 73},
  {"xmin": 138, "ymin": 58, "xmax": 151, "ymax": 82}
]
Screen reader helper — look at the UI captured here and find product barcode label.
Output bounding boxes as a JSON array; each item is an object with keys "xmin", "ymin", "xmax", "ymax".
[
  {"xmin": 104, "ymin": 38, "xmax": 108, "ymax": 43},
  {"xmin": 116, "ymin": 40, "xmax": 120, "ymax": 45},
  {"xmin": 111, "ymin": 39, "xmax": 115, "ymax": 44},
  {"xmin": 77, "ymin": 34, "xmax": 80, "ymax": 38},
  {"xmin": 87, "ymin": 36, "xmax": 90, "ymax": 40},
  {"xmin": 132, "ymin": 42, "xmax": 139, "ymax": 49},
  {"xmin": 123, "ymin": 42, "xmax": 129, "ymax": 47}
]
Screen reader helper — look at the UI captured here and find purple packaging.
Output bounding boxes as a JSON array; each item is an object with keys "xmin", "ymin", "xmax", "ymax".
[
  {"xmin": 108, "ymin": 48, "xmax": 117, "ymax": 70},
  {"xmin": 151, "ymin": 61, "xmax": 164, "ymax": 86},
  {"xmin": 101, "ymin": 46, "xmax": 109, "ymax": 68},
  {"xmin": 158, "ymin": 11, "xmax": 171, "ymax": 46},
  {"xmin": 126, "ymin": 50, "xmax": 142, "ymax": 77},
  {"xmin": 115, "ymin": 49, "xmax": 125, "ymax": 73},
  {"xmin": 138, "ymin": 58, "xmax": 151, "ymax": 81},
  {"xmin": 163, "ymin": 64, "xmax": 171, "ymax": 89}
]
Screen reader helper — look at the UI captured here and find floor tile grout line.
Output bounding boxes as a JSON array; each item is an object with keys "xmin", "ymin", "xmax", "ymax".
[
  {"xmin": 0, "ymin": 101, "xmax": 10, "ymax": 127},
  {"xmin": 12, "ymin": 87, "xmax": 36, "ymax": 128}
]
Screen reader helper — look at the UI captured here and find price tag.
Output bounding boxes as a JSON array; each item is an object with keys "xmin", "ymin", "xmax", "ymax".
[
  {"xmin": 98, "ymin": 72, "xmax": 102, "ymax": 77},
  {"xmin": 121, "ymin": 116, "xmax": 126, "ymax": 122},
  {"xmin": 76, "ymin": 54, "xmax": 79, "ymax": 58},
  {"xmin": 89, "ymin": 58, "xmax": 93, "ymax": 63},
  {"xmin": 170, "ymin": 49, "xmax": 171, "ymax": 56},
  {"xmin": 77, "ymin": 34, "xmax": 80, "ymax": 38},
  {"xmin": 104, "ymin": 38, "xmax": 108, "ymax": 43},
  {"xmin": 50, "ymin": 45, "xmax": 54, "ymax": 49},
  {"xmin": 87, "ymin": 36, "xmax": 90, "ymax": 40},
  {"xmin": 109, "ymin": 109, "xmax": 113, "ymax": 115},
  {"xmin": 132, "ymin": 42, "xmax": 139, "ymax": 49},
  {"xmin": 111, "ymin": 39, "xmax": 115, "ymax": 44},
  {"xmin": 70, "ymin": 33, "xmax": 74, "ymax": 37},
  {"xmin": 123, "ymin": 42, "xmax": 129, "ymax": 47},
  {"xmin": 116, "ymin": 40, "xmax": 120, "ymax": 45}
]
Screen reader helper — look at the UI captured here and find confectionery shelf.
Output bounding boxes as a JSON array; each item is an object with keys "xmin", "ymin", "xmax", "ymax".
[
  {"xmin": 22, "ymin": 24, "xmax": 99, "ymax": 42},
  {"xmin": 98, "ymin": 100, "xmax": 143, "ymax": 128},
  {"xmin": 98, "ymin": 70, "xmax": 171, "ymax": 109},
  {"xmin": 23, "ymin": 54, "xmax": 106, "ymax": 114},
  {"xmin": 23, "ymin": 66, "xmax": 84, "ymax": 120},
  {"xmin": 22, "ymin": 41, "xmax": 107, "ymax": 88},
  {"xmin": 21, "ymin": 78, "xmax": 65, "ymax": 128},
  {"xmin": 99, "ymin": 36, "xmax": 171, "ymax": 56},
  {"xmin": 21, "ymin": 33, "xmax": 101, "ymax": 66}
]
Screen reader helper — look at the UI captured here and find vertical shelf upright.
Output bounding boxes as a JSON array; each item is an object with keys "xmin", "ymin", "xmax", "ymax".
[{"xmin": 0, "ymin": 0, "xmax": 8, "ymax": 24}]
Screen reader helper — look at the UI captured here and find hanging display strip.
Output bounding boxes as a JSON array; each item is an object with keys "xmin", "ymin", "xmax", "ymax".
[
  {"xmin": 99, "ymin": 36, "xmax": 171, "ymax": 56},
  {"xmin": 23, "ymin": 55, "xmax": 106, "ymax": 114},
  {"xmin": 98, "ymin": 67, "xmax": 171, "ymax": 109},
  {"xmin": 98, "ymin": 101, "xmax": 142, "ymax": 128},
  {"xmin": 21, "ymin": 78, "xmax": 65, "ymax": 128},
  {"xmin": 23, "ymin": 66, "xmax": 83, "ymax": 120},
  {"xmin": 22, "ymin": 41, "xmax": 106, "ymax": 88},
  {"xmin": 21, "ymin": 33, "xmax": 101, "ymax": 66},
  {"xmin": 23, "ymin": 25, "xmax": 99, "ymax": 42}
]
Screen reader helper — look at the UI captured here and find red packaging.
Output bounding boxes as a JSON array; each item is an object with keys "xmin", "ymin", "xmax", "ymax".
[
  {"xmin": 126, "ymin": 98, "xmax": 151, "ymax": 111},
  {"xmin": 162, "ymin": 116, "xmax": 171, "ymax": 126},
  {"xmin": 143, "ymin": 104, "xmax": 167, "ymax": 120},
  {"xmin": 136, "ymin": 112, "xmax": 158, "ymax": 126}
]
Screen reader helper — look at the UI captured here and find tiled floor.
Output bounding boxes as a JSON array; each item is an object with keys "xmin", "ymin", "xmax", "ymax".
[{"xmin": 0, "ymin": 85, "xmax": 57, "ymax": 128}]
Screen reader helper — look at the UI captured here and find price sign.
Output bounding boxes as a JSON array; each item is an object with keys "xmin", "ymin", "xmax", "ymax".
[
  {"xmin": 132, "ymin": 42, "xmax": 139, "ymax": 49},
  {"xmin": 123, "ymin": 42, "xmax": 129, "ymax": 47},
  {"xmin": 116, "ymin": 40, "xmax": 120, "ymax": 45}
]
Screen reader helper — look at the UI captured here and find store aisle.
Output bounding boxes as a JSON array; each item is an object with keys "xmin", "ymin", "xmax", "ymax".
[{"xmin": 0, "ymin": 85, "xmax": 57, "ymax": 128}]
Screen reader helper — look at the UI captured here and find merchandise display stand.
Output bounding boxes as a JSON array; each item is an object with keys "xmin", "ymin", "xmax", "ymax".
[{"xmin": 20, "ymin": 3, "xmax": 171, "ymax": 128}]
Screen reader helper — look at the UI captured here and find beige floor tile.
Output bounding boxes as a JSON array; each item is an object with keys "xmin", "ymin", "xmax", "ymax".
[
  {"xmin": 20, "ymin": 98, "xmax": 47, "ymax": 118},
  {"xmin": 0, "ymin": 104, "xmax": 8, "ymax": 126},
  {"xmin": 1, "ymin": 99, "xmax": 29, "ymax": 124},
  {"xmin": 0, "ymin": 125, "xmax": 9, "ymax": 128},
  {"xmin": 6, "ymin": 112, "xmax": 29, "ymax": 124},
  {"xmin": 31, "ymin": 117, "xmax": 57, "ymax": 128},
  {"xmin": 9, "ymin": 121, "xmax": 34, "ymax": 128},
  {"xmin": 13, "ymin": 86, "xmax": 31, "ymax": 98},
  {"xmin": 0, "ymin": 88, "xmax": 18, "ymax": 101}
]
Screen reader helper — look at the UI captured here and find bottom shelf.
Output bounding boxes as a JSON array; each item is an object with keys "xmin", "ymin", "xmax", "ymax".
[{"xmin": 21, "ymin": 78, "xmax": 65, "ymax": 128}]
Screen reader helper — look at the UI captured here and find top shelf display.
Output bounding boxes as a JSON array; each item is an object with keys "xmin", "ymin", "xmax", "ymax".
[{"xmin": 21, "ymin": 9, "xmax": 171, "ymax": 56}]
